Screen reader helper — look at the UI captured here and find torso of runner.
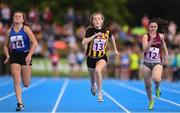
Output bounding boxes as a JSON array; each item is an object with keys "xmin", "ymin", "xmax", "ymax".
[
  {"xmin": 144, "ymin": 33, "xmax": 163, "ymax": 63},
  {"xmin": 9, "ymin": 26, "xmax": 30, "ymax": 52},
  {"xmin": 85, "ymin": 27, "xmax": 111, "ymax": 58}
]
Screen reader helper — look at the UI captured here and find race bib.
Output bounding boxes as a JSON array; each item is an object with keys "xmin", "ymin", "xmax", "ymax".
[
  {"xmin": 144, "ymin": 47, "xmax": 160, "ymax": 62},
  {"xmin": 92, "ymin": 38, "xmax": 106, "ymax": 51},
  {"xmin": 10, "ymin": 35, "xmax": 25, "ymax": 49}
]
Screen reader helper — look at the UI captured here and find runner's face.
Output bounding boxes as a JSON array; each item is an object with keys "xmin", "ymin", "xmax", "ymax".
[
  {"xmin": 149, "ymin": 22, "xmax": 158, "ymax": 33},
  {"xmin": 92, "ymin": 14, "xmax": 103, "ymax": 29},
  {"xmin": 13, "ymin": 13, "xmax": 24, "ymax": 24}
]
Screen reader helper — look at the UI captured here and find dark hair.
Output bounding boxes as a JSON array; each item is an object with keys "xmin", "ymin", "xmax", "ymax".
[
  {"xmin": 148, "ymin": 18, "xmax": 158, "ymax": 25},
  {"xmin": 89, "ymin": 12, "xmax": 104, "ymax": 28},
  {"xmin": 14, "ymin": 11, "xmax": 29, "ymax": 26},
  {"xmin": 156, "ymin": 18, "xmax": 169, "ymax": 33},
  {"xmin": 149, "ymin": 18, "xmax": 169, "ymax": 34}
]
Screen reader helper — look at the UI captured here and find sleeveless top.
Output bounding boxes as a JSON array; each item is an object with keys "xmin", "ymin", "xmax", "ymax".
[
  {"xmin": 84, "ymin": 27, "xmax": 111, "ymax": 58},
  {"xmin": 9, "ymin": 26, "xmax": 30, "ymax": 52},
  {"xmin": 144, "ymin": 33, "xmax": 162, "ymax": 63}
]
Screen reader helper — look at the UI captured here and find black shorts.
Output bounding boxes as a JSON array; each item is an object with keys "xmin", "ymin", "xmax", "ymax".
[
  {"xmin": 87, "ymin": 55, "xmax": 108, "ymax": 69},
  {"xmin": 10, "ymin": 51, "xmax": 32, "ymax": 65},
  {"xmin": 143, "ymin": 62, "xmax": 162, "ymax": 70}
]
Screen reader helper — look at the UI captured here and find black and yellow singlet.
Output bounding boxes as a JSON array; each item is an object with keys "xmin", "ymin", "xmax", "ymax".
[{"xmin": 84, "ymin": 27, "xmax": 111, "ymax": 58}]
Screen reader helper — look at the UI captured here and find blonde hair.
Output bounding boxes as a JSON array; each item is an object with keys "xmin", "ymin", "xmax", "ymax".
[{"xmin": 89, "ymin": 12, "xmax": 104, "ymax": 27}]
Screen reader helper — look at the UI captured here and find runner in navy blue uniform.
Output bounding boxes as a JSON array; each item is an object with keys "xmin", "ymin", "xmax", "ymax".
[{"xmin": 3, "ymin": 11, "xmax": 38, "ymax": 111}]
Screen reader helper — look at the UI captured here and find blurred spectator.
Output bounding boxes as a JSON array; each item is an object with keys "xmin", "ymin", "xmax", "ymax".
[
  {"xmin": 43, "ymin": 6, "xmax": 52, "ymax": 24},
  {"xmin": 168, "ymin": 21, "xmax": 177, "ymax": 42},
  {"xmin": 50, "ymin": 49, "xmax": 60, "ymax": 77},
  {"xmin": 28, "ymin": 6, "xmax": 39, "ymax": 23},
  {"xmin": 141, "ymin": 15, "xmax": 149, "ymax": 29},
  {"xmin": 173, "ymin": 49, "xmax": 180, "ymax": 82},
  {"xmin": 107, "ymin": 49, "xmax": 116, "ymax": 78},
  {"xmin": 119, "ymin": 48, "xmax": 130, "ymax": 80},
  {"xmin": 75, "ymin": 25, "xmax": 86, "ymax": 41},
  {"xmin": 64, "ymin": 22, "xmax": 77, "ymax": 49},
  {"xmin": 67, "ymin": 49, "xmax": 77, "ymax": 77},
  {"xmin": 76, "ymin": 48, "xmax": 85, "ymax": 77},
  {"xmin": 65, "ymin": 7, "xmax": 75, "ymax": 23},
  {"xmin": 162, "ymin": 48, "xmax": 175, "ymax": 81},
  {"xmin": 52, "ymin": 22, "xmax": 65, "ymax": 40},
  {"xmin": 0, "ymin": 3, "xmax": 11, "ymax": 26},
  {"xmin": 129, "ymin": 45, "xmax": 140, "ymax": 80}
]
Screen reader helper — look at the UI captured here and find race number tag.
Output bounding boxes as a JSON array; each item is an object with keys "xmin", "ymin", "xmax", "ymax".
[
  {"xmin": 145, "ymin": 47, "xmax": 160, "ymax": 62},
  {"xmin": 92, "ymin": 38, "xmax": 106, "ymax": 51},
  {"xmin": 10, "ymin": 35, "xmax": 25, "ymax": 49}
]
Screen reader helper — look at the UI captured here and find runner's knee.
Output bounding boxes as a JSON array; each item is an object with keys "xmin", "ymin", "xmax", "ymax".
[
  {"xmin": 95, "ymin": 68, "xmax": 102, "ymax": 78},
  {"xmin": 23, "ymin": 82, "xmax": 30, "ymax": 87},
  {"xmin": 152, "ymin": 76, "xmax": 161, "ymax": 82}
]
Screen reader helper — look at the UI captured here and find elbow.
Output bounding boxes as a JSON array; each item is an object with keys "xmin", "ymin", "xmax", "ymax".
[{"xmin": 34, "ymin": 41, "xmax": 38, "ymax": 49}]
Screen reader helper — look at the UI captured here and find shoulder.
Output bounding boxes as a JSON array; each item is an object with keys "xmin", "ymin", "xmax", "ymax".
[
  {"xmin": 6, "ymin": 28, "xmax": 12, "ymax": 37},
  {"xmin": 158, "ymin": 33, "xmax": 164, "ymax": 40},
  {"xmin": 7, "ymin": 29, "xmax": 11, "ymax": 34},
  {"xmin": 84, "ymin": 27, "xmax": 94, "ymax": 37},
  {"xmin": 23, "ymin": 25, "xmax": 32, "ymax": 33},
  {"xmin": 158, "ymin": 33, "xmax": 164, "ymax": 37},
  {"xmin": 85, "ymin": 27, "xmax": 94, "ymax": 32},
  {"xmin": 142, "ymin": 34, "xmax": 148, "ymax": 38}
]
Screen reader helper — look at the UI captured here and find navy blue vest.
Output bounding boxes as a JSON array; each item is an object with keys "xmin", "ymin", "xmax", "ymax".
[{"xmin": 9, "ymin": 26, "xmax": 30, "ymax": 52}]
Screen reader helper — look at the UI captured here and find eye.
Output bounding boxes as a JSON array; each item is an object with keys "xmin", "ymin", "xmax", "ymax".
[{"xmin": 150, "ymin": 26, "xmax": 157, "ymax": 28}]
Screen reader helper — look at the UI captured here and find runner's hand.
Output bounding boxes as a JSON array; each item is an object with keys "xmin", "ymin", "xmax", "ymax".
[
  {"xmin": 114, "ymin": 50, "xmax": 119, "ymax": 56},
  {"xmin": 95, "ymin": 32, "xmax": 102, "ymax": 38},
  {"xmin": 25, "ymin": 55, "xmax": 32, "ymax": 65},
  {"xmin": 4, "ymin": 56, "xmax": 10, "ymax": 64}
]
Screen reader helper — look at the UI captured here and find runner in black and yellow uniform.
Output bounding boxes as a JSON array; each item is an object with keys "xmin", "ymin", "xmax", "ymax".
[{"xmin": 82, "ymin": 12, "xmax": 119, "ymax": 102}]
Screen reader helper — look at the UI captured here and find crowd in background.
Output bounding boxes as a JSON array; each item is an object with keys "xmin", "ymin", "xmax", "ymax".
[{"xmin": 0, "ymin": 3, "xmax": 179, "ymax": 81}]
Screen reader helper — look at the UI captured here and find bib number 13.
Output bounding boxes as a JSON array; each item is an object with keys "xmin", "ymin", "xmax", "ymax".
[{"xmin": 93, "ymin": 39, "xmax": 106, "ymax": 51}]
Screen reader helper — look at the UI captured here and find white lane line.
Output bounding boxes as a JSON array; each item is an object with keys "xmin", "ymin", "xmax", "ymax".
[
  {"xmin": 52, "ymin": 79, "xmax": 69, "ymax": 113},
  {"xmin": 102, "ymin": 89, "xmax": 131, "ymax": 113},
  {"xmin": 161, "ymin": 87, "xmax": 180, "ymax": 94},
  {"xmin": 117, "ymin": 82, "xmax": 180, "ymax": 107},
  {"xmin": 0, "ymin": 79, "xmax": 47, "ymax": 101}
]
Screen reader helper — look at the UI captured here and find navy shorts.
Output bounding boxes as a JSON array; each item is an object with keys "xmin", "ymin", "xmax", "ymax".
[
  {"xmin": 87, "ymin": 55, "xmax": 108, "ymax": 69},
  {"xmin": 10, "ymin": 51, "xmax": 32, "ymax": 65}
]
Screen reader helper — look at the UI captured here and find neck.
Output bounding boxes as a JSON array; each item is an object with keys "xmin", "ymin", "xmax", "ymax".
[
  {"xmin": 14, "ymin": 23, "xmax": 23, "ymax": 30},
  {"xmin": 94, "ymin": 26, "xmax": 102, "ymax": 29},
  {"xmin": 149, "ymin": 31, "xmax": 156, "ymax": 35}
]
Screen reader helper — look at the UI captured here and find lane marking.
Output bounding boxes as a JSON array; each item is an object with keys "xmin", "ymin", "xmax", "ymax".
[
  {"xmin": 116, "ymin": 82, "xmax": 180, "ymax": 107},
  {"xmin": 161, "ymin": 87, "xmax": 180, "ymax": 94},
  {"xmin": 52, "ymin": 79, "xmax": 69, "ymax": 113},
  {"xmin": 103, "ymin": 89, "xmax": 131, "ymax": 113},
  {"xmin": 0, "ymin": 79, "xmax": 47, "ymax": 101}
]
